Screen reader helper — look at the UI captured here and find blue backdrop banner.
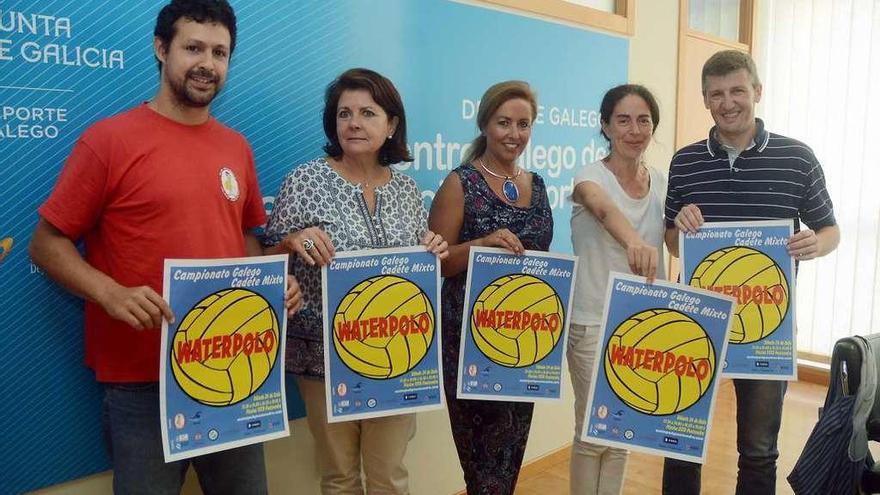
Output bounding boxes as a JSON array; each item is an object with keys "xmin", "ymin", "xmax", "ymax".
[{"xmin": 0, "ymin": 1, "xmax": 627, "ymax": 491}]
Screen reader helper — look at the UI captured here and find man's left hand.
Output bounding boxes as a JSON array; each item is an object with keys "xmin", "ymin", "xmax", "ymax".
[{"xmin": 788, "ymin": 229, "xmax": 819, "ymax": 260}]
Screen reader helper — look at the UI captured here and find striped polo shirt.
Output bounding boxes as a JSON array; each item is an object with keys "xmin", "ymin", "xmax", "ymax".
[{"xmin": 665, "ymin": 118, "xmax": 836, "ymax": 231}]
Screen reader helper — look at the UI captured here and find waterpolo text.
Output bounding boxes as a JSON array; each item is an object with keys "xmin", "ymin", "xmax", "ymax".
[
  {"xmin": 474, "ymin": 309, "xmax": 561, "ymax": 332},
  {"xmin": 608, "ymin": 344, "xmax": 711, "ymax": 380},
  {"xmin": 335, "ymin": 314, "xmax": 431, "ymax": 342},
  {"xmin": 175, "ymin": 330, "xmax": 276, "ymax": 364},
  {"xmin": 707, "ymin": 284, "xmax": 785, "ymax": 305}
]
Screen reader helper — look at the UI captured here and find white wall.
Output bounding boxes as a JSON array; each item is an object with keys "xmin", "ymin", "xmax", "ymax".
[{"xmin": 629, "ymin": 0, "xmax": 680, "ymax": 173}]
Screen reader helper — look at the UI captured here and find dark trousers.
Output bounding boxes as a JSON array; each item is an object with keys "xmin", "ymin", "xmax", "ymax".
[
  {"xmin": 102, "ymin": 382, "xmax": 268, "ymax": 495},
  {"xmin": 663, "ymin": 379, "xmax": 787, "ymax": 495}
]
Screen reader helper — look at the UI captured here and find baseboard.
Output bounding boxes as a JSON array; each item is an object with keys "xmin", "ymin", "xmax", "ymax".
[{"xmin": 798, "ymin": 361, "xmax": 829, "ymax": 386}]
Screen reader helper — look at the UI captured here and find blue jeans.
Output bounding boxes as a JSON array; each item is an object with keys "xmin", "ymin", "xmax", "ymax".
[
  {"xmin": 102, "ymin": 382, "xmax": 268, "ymax": 495},
  {"xmin": 662, "ymin": 379, "xmax": 787, "ymax": 495}
]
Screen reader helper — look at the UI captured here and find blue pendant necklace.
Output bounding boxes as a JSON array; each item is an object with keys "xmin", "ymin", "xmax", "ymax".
[{"xmin": 479, "ymin": 158, "xmax": 522, "ymax": 203}]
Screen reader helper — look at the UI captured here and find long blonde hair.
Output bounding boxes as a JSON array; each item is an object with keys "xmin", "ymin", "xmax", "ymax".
[{"xmin": 463, "ymin": 80, "xmax": 538, "ymax": 165}]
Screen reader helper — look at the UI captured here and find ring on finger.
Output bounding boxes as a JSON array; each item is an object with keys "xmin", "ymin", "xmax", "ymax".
[{"xmin": 303, "ymin": 238, "xmax": 315, "ymax": 251}]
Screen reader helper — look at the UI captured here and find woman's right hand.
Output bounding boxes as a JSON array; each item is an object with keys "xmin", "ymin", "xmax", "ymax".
[
  {"xmin": 479, "ymin": 228, "xmax": 524, "ymax": 255},
  {"xmin": 627, "ymin": 241, "xmax": 659, "ymax": 284},
  {"xmin": 281, "ymin": 227, "xmax": 336, "ymax": 266}
]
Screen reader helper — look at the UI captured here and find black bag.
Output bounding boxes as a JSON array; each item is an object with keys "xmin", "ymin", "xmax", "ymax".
[{"xmin": 789, "ymin": 335, "xmax": 880, "ymax": 494}]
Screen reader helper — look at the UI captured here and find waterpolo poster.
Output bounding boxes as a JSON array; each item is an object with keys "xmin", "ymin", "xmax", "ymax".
[
  {"xmin": 583, "ymin": 273, "xmax": 735, "ymax": 463},
  {"xmin": 159, "ymin": 255, "xmax": 290, "ymax": 462},
  {"xmin": 457, "ymin": 247, "xmax": 578, "ymax": 402},
  {"xmin": 680, "ymin": 220, "xmax": 796, "ymax": 380},
  {"xmin": 322, "ymin": 246, "xmax": 443, "ymax": 422}
]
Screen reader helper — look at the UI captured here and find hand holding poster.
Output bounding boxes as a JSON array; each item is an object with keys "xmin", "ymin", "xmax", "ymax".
[
  {"xmin": 457, "ymin": 247, "xmax": 578, "ymax": 402},
  {"xmin": 322, "ymin": 246, "xmax": 443, "ymax": 422},
  {"xmin": 679, "ymin": 220, "xmax": 796, "ymax": 380},
  {"xmin": 583, "ymin": 273, "xmax": 735, "ymax": 463},
  {"xmin": 160, "ymin": 255, "xmax": 290, "ymax": 463}
]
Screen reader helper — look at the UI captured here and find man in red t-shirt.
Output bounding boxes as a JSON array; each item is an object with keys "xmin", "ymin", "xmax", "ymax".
[{"xmin": 29, "ymin": 1, "xmax": 300, "ymax": 493}]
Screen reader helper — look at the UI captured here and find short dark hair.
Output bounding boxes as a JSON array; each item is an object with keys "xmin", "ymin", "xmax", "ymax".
[
  {"xmin": 701, "ymin": 50, "xmax": 761, "ymax": 94},
  {"xmin": 154, "ymin": 0, "xmax": 237, "ymax": 74},
  {"xmin": 599, "ymin": 84, "xmax": 660, "ymax": 143},
  {"xmin": 322, "ymin": 68, "xmax": 413, "ymax": 166}
]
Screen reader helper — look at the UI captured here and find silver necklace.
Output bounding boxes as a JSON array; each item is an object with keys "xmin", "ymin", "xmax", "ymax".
[
  {"xmin": 479, "ymin": 158, "xmax": 522, "ymax": 203},
  {"xmin": 346, "ymin": 163, "xmax": 383, "ymax": 190}
]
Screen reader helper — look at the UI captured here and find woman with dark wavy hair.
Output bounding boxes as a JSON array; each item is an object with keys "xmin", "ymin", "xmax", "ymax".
[
  {"xmin": 567, "ymin": 83, "xmax": 665, "ymax": 494},
  {"xmin": 263, "ymin": 68, "xmax": 447, "ymax": 494}
]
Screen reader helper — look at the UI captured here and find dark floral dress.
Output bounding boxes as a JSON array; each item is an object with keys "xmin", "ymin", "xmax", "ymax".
[{"xmin": 442, "ymin": 163, "xmax": 553, "ymax": 494}]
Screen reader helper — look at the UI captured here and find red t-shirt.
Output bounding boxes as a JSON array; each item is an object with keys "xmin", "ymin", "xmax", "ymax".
[{"xmin": 39, "ymin": 104, "xmax": 267, "ymax": 382}]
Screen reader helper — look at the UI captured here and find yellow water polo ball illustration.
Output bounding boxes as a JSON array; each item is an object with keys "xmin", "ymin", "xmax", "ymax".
[
  {"xmin": 689, "ymin": 246, "xmax": 789, "ymax": 344},
  {"xmin": 470, "ymin": 274, "xmax": 565, "ymax": 368},
  {"xmin": 171, "ymin": 288, "xmax": 279, "ymax": 406},
  {"xmin": 332, "ymin": 275, "xmax": 435, "ymax": 380},
  {"xmin": 604, "ymin": 309, "xmax": 716, "ymax": 415}
]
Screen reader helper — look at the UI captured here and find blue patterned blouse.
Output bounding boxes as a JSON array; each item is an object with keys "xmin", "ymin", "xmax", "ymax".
[{"xmin": 262, "ymin": 157, "xmax": 428, "ymax": 378}]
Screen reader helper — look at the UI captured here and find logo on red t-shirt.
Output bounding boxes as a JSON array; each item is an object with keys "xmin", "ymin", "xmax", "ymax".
[{"xmin": 219, "ymin": 167, "xmax": 240, "ymax": 202}]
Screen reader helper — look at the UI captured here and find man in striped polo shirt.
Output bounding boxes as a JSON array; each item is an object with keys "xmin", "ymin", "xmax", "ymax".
[{"xmin": 662, "ymin": 50, "xmax": 840, "ymax": 495}]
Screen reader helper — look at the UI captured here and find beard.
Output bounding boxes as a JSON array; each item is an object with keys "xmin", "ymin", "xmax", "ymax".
[{"xmin": 167, "ymin": 67, "xmax": 223, "ymax": 108}]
